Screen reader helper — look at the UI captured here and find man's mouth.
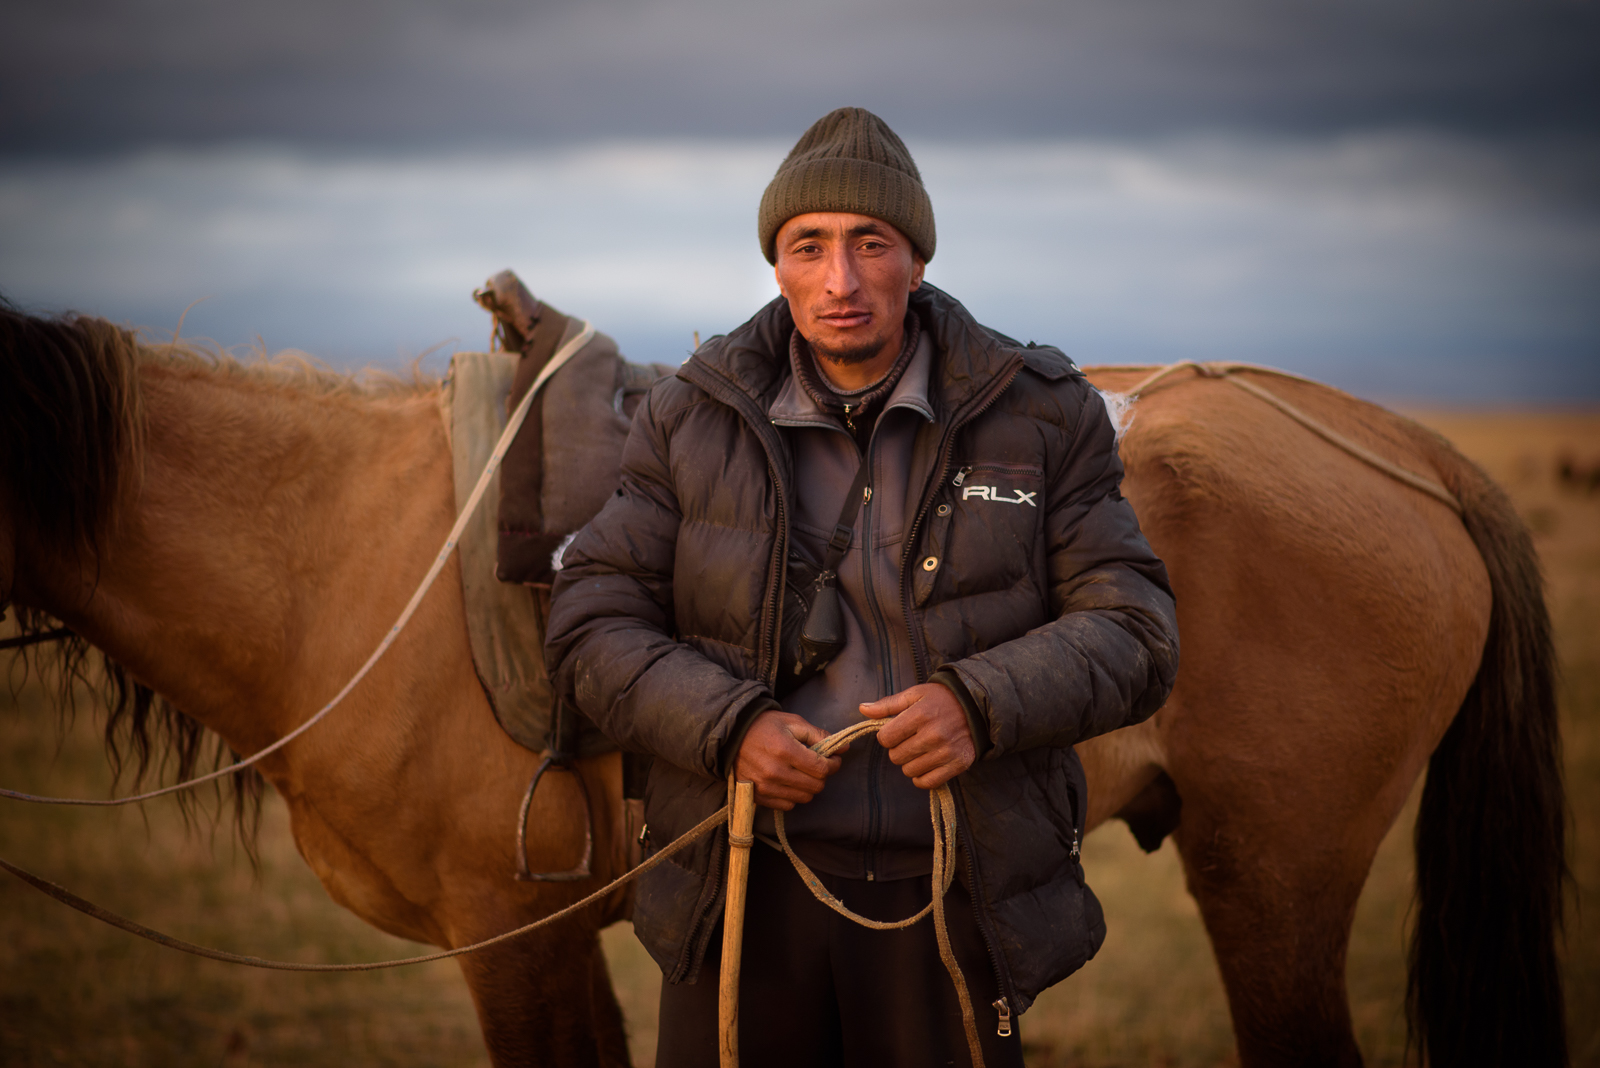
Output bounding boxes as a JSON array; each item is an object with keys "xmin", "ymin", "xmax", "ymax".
[{"xmin": 817, "ymin": 309, "xmax": 872, "ymax": 329}]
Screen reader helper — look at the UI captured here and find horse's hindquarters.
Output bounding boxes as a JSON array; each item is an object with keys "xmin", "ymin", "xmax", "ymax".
[{"xmin": 1093, "ymin": 377, "xmax": 1490, "ymax": 1065}]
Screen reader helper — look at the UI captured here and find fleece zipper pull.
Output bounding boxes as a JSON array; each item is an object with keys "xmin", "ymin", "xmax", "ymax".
[
  {"xmin": 993, "ymin": 997, "xmax": 1012, "ymax": 1037},
  {"xmin": 952, "ymin": 465, "xmax": 973, "ymax": 487}
]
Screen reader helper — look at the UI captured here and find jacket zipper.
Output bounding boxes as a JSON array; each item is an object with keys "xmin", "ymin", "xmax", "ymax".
[
  {"xmin": 779, "ymin": 408, "xmax": 898, "ymax": 881},
  {"xmin": 677, "ymin": 358, "xmax": 793, "ymax": 686},
  {"xmin": 856, "ymin": 431, "xmax": 900, "ymax": 881},
  {"xmin": 896, "ymin": 356, "xmax": 1024, "ymax": 1022},
  {"xmin": 667, "ymin": 359, "xmax": 791, "ymax": 984},
  {"xmin": 760, "ymin": 458, "xmax": 788, "ymax": 686},
  {"xmin": 956, "ymin": 783, "xmax": 1021, "ymax": 1026},
  {"xmin": 667, "ymin": 811, "xmax": 728, "ymax": 984}
]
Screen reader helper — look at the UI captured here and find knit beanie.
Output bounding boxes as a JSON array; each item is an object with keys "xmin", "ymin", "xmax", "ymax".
[{"xmin": 758, "ymin": 107, "xmax": 936, "ymax": 265}]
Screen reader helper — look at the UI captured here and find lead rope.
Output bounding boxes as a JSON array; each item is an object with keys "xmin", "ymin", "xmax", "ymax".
[
  {"xmin": 0, "ymin": 323, "xmax": 596, "ymax": 806},
  {"xmin": 2, "ymin": 718, "xmax": 990, "ymax": 1068},
  {"xmin": 0, "ymin": 799, "xmax": 727, "ymax": 972}
]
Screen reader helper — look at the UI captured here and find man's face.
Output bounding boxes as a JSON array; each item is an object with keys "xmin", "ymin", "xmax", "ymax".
[{"xmin": 773, "ymin": 212, "xmax": 925, "ymax": 366}]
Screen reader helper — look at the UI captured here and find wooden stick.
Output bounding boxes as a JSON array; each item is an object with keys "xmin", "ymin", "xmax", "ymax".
[{"xmin": 719, "ymin": 780, "xmax": 757, "ymax": 1068}]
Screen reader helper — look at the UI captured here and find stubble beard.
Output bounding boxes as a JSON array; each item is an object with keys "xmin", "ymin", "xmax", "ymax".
[{"xmin": 806, "ymin": 324, "xmax": 894, "ymax": 367}]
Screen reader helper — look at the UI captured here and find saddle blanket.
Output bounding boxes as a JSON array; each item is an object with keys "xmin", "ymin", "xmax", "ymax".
[
  {"xmin": 439, "ymin": 348, "xmax": 557, "ymax": 753},
  {"xmin": 438, "ymin": 339, "xmax": 674, "ymax": 754}
]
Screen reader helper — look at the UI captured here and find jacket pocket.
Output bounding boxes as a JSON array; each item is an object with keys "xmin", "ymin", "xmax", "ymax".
[
  {"xmin": 1051, "ymin": 747, "xmax": 1088, "ymax": 887},
  {"xmin": 917, "ymin": 461, "xmax": 1045, "ymax": 606}
]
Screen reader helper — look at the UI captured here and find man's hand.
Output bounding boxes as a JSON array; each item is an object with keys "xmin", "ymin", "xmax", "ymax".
[
  {"xmin": 860, "ymin": 683, "xmax": 976, "ymax": 789},
  {"xmin": 734, "ymin": 711, "xmax": 846, "ymax": 810}
]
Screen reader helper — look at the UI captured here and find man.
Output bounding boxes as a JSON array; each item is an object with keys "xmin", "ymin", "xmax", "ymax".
[{"xmin": 546, "ymin": 107, "xmax": 1179, "ymax": 1066}]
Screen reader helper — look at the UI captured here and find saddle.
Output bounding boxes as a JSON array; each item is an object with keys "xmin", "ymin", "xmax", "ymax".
[
  {"xmin": 474, "ymin": 270, "xmax": 677, "ymax": 587},
  {"xmin": 441, "ymin": 271, "xmax": 674, "ymax": 763}
]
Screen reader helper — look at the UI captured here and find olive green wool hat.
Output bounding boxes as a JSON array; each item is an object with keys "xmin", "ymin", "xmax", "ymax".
[{"xmin": 758, "ymin": 107, "xmax": 936, "ymax": 265}]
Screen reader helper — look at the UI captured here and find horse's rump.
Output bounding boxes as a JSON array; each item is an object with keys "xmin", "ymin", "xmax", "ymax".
[{"xmin": 1084, "ymin": 364, "xmax": 1566, "ymax": 1067}]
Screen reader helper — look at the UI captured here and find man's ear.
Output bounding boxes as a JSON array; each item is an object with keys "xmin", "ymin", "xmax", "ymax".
[
  {"xmin": 910, "ymin": 257, "xmax": 926, "ymax": 291},
  {"xmin": 774, "ymin": 262, "xmax": 789, "ymax": 300}
]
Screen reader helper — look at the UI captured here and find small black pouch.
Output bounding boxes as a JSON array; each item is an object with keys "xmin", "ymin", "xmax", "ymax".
[
  {"xmin": 776, "ymin": 549, "xmax": 825, "ymax": 699},
  {"xmin": 775, "ymin": 459, "xmax": 871, "ymax": 699}
]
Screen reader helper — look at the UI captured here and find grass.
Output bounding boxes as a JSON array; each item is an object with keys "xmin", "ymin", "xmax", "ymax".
[
  {"xmin": 2, "ymin": 411, "xmax": 1596, "ymax": 1066},
  {"xmin": 0, "ymin": 695, "xmax": 487, "ymax": 1067}
]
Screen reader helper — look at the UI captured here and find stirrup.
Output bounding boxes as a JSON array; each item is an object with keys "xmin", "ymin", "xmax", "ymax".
[{"xmin": 514, "ymin": 753, "xmax": 593, "ymax": 882}]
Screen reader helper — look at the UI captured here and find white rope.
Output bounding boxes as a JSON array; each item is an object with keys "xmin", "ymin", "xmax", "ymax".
[
  {"xmin": 0, "ymin": 797, "xmax": 727, "ymax": 970},
  {"xmin": 1117, "ymin": 360, "xmax": 1461, "ymax": 514},
  {"xmin": 2, "ymin": 323, "xmax": 596, "ymax": 807},
  {"xmin": 771, "ymin": 720, "xmax": 987, "ymax": 1067}
]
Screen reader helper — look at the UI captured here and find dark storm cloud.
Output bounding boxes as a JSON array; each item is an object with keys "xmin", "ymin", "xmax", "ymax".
[{"xmin": 3, "ymin": 0, "xmax": 1597, "ymax": 152}]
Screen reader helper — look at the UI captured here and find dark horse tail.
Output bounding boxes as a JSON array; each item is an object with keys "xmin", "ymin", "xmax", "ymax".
[{"xmin": 1409, "ymin": 448, "xmax": 1568, "ymax": 1066}]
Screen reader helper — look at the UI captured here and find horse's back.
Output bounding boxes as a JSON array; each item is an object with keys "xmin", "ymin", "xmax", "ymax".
[{"xmin": 1080, "ymin": 367, "xmax": 1490, "ymax": 841}]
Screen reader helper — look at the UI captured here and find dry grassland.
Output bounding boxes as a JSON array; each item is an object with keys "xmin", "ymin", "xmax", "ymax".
[{"xmin": 2, "ymin": 411, "xmax": 1596, "ymax": 1067}]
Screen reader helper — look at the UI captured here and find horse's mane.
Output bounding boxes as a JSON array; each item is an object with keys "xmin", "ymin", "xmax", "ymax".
[{"xmin": 1, "ymin": 301, "xmax": 431, "ymax": 860}]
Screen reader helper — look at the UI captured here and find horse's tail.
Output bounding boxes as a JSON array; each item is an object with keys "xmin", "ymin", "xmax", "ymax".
[{"xmin": 1408, "ymin": 444, "xmax": 1568, "ymax": 1067}]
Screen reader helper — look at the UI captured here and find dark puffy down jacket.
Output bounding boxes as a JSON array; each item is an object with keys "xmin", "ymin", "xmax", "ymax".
[{"xmin": 546, "ymin": 284, "xmax": 1179, "ymax": 1012}]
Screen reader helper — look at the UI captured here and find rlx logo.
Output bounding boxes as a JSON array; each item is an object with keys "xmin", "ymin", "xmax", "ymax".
[{"xmin": 962, "ymin": 485, "xmax": 1038, "ymax": 507}]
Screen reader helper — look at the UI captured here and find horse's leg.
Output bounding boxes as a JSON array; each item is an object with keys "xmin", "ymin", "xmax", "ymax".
[
  {"xmin": 1161, "ymin": 646, "xmax": 1474, "ymax": 1068},
  {"xmin": 455, "ymin": 922, "xmax": 630, "ymax": 1068},
  {"xmin": 446, "ymin": 750, "xmax": 633, "ymax": 1068},
  {"xmin": 1171, "ymin": 787, "xmax": 1379, "ymax": 1068},
  {"xmin": 1084, "ymin": 681, "xmax": 1412, "ymax": 1067},
  {"xmin": 588, "ymin": 934, "xmax": 632, "ymax": 1066}
]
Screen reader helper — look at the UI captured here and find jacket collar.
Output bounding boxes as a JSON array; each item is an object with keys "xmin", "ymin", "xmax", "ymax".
[
  {"xmin": 682, "ymin": 283, "xmax": 1040, "ymax": 423},
  {"xmin": 767, "ymin": 324, "xmax": 936, "ymax": 427}
]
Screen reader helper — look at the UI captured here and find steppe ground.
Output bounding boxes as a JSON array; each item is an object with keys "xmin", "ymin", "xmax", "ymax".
[{"xmin": 2, "ymin": 412, "xmax": 1596, "ymax": 1067}]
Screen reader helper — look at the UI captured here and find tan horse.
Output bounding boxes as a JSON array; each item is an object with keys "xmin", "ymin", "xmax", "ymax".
[
  {"xmin": 0, "ymin": 308, "xmax": 1564, "ymax": 1068},
  {"xmin": 1077, "ymin": 365, "xmax": 1564, "ymax": 1068},
  {"xmin": 0, "ymin": 311, "xmax": 634, "ymax": 1066}
]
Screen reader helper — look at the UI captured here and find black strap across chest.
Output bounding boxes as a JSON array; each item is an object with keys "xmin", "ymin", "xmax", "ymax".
[{"xmin": 822, "ymin": 457, "xmax": 874, "ymax": 574}]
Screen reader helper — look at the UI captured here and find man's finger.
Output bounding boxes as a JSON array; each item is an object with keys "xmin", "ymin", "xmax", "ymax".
[
  {"xmin": 785, "ymin": 724, "xmax": 852, "ymax": 768},
  {"xmin": 755, "ymin": 781, "xmax": 823, "ymax": 809},
  {"xmin": 791, "ymin": 745, "xmax": 841, "ymax": 781},
  {"xmin": 745, "ymin": 763, "xmax": 825, "ymax": 807},
  {"xmin": 787, "ymin": 720, "xmax": 831, "ymax": 747},
  {"xmin": 751, "ymin": 749, "xmax": 835, "ymax": 790},
  {"xmin": 884, "ymin": 731, "xmax": 946, "ymax": 768},
  {"xmin": 897, "ymin": 748, "xmax": 953, "ymax": 779},
  {"xmin": 910, "ymin": 765, "xmax": 962, "ymax": 790},
  {"xmin": 874, "ymin": 707, "xmax": 927, "ymax": 750},
  {"xmin": 859, "ymin": 689, "xmax": 921, "ymax": 719}
]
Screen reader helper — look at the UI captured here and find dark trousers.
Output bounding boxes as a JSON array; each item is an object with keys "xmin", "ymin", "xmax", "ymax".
[{"xmin": 655, "ymin": 844, "xmax": 1025, "ymax": 1068}]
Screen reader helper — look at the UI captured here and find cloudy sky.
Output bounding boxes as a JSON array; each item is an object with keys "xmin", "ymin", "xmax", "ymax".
[{"xmin": 3, "ymin": 0, "xmax": 1597, "ymax": 401}]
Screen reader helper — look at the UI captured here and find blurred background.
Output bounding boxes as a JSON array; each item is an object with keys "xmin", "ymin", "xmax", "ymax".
[
  {"xmin": 2, "ymin": 0, "xmax": 1597, "ymax": 401},
  {"xmin": 3, "ymin": 2, "xmax": 1598, "ymax": 1066}
]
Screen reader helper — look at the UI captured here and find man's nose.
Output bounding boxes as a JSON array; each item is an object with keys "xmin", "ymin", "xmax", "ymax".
[{"xmin": 822, "ymin": 247, "xmax": 860, "ymax": 296}]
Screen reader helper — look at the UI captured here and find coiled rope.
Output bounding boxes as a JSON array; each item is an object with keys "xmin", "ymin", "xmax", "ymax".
[{"xmin": 774, "ymin": 719, "xmax": 986, "ymax": 1068}]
